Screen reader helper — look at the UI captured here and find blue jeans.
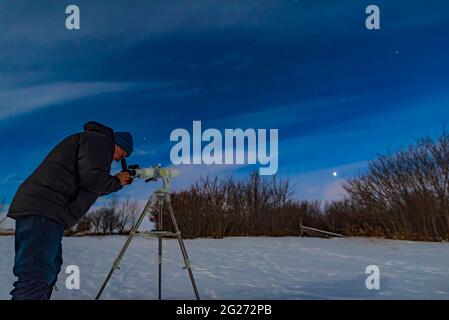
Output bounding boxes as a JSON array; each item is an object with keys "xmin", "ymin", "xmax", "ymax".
[{"xmin": 11, "ymin": 215, "xmax": 64, "ymax": 300}]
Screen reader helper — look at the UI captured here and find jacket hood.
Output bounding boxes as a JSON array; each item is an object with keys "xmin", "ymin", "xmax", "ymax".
[{"xmin": 83, "ymin": 121, "xmax": 114, "ymax": 138}]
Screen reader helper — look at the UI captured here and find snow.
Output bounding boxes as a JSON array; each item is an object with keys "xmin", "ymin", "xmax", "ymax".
[
  {"xmin": 0, "ymin": 235, "xmax": 448, "ymax": 300},
  {"xmin": 0, "ymin": 216, "xmax": 14, "ymax": 231}
]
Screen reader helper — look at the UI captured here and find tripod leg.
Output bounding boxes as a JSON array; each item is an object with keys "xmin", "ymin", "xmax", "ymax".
[
  {"xmin": 157, "ymin": 201, "xmax": 163, "ymax": 300},
  {"xmin": 166, "ymin": 201, "xmax": 201, "ymax": 300},
  {"xmin": 95, "ymin": 197, "xmax": 154, "ymax": 300}
]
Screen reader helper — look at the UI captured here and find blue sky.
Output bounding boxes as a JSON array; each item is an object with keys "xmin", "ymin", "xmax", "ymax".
[{"xmin": 1, "ymin": 0, "xmax": 449, "ymax": 204}]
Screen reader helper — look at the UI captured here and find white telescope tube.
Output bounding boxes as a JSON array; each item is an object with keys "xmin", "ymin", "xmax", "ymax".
[{"xmin": 135, "ymin": 166, "xmax": 180, "ymax": 180}]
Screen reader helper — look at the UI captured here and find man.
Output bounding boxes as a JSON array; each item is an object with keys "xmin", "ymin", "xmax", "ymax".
[{"xmin": 7, "ymin": 121, "xmax": 134, "ymax": 300}]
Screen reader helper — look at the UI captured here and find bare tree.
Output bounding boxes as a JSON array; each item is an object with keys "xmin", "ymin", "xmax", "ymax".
[
  {"xmin": 119, "ymin": 196, "xmax": 141, "ymax": 233},
  {"xmin": 71, "ymin": 215, "xmax": 92, "ymax": 235},
  {"xmin": 99, "ymin": 196, "xmax": 121, "ymax": 235},
  {"xmin": 342, "ymin": 132, "xmax": 449, "ymax": 240},
  {"xmin": 89, "ymin": 210, "xmax": 103, "ymax": 234}
]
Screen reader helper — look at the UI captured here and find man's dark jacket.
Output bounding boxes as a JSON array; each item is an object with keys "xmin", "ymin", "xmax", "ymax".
[{"xmin": 8, "ymin": 121, "xmax": 123, "ymax": 228}]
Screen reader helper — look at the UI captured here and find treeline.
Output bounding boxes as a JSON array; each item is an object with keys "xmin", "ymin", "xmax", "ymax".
[
  {"xmin": 166, "ymin": 174, "xmax": 321, "ymax": 238},
  {"xmin": 67, "ymin": 132, "xmax": 449, "ymax": 241},
  {"xmin": 158, "ymin": 132, "xmax": 449, "ymax": 241}
]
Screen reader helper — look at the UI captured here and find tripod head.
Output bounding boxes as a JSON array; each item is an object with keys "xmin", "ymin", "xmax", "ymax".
[{"xmin": 121, "ymin": 159, "xmax": 180, "ymax": 193}]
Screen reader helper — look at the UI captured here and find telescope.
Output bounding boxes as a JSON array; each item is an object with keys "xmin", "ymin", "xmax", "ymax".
[
  {"xmin": 96, "ymin": 159, "xmax": 200, "ymax": 300},
  {"xmin": 121, "ymin": 159, "xmax": 180, "ymax": 192}
]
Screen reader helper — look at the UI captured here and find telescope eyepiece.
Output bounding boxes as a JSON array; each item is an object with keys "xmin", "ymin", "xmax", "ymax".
[{"xmin": 120, "ymin": 158, "xmax": 138, "ymax": 177}]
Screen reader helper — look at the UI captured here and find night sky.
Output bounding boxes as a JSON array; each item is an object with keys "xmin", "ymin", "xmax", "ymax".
[{"xmin": 1, "ymin": 0, "xmax": 449, "ymax": 204}]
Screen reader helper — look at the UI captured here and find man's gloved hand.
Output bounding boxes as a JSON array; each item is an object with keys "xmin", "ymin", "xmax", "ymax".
[{"xmin": 115, "ymin": 172, "xmax": 133, "ymax": 186}]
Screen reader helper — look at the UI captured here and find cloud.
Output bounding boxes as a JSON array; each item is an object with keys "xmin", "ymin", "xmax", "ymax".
[
  {"xmin": 206, "ymin": 53, "xmax": 257, "ymax": 72},
  {"xmin": 0, "ymin": 1, "xmax": 279, "ymax": 47},
  {"xmin": 288, "ymin": 161, "xmax": 367, "ymax": 200},
  {"xmin": 323, "ymin": 179, "xmax": 346, "ymax": 200},
  {"xmin": 0, "ymin": 81, "xmax": 172, "ymax": 120},
  {"xmin": 203, "ymin": 84, "xmax": 388, "ymax": 133},
  {"xmin": 0, "ymin": 173, "xmax": 23, "ymax": 185},
  {"xmin": 170, "ymin": 163, "xmax": 248, "ymax": 191},
  {"xmin": 3, "ymin": 1, "xmax": 444, "ymax": 49},
  {"xmin": 143, "ymin": 87, "xmax": 204, "ymax": 99},
  {"xmin": 132, "ymin": 147, "xmax": 152, "ymax": 156}
]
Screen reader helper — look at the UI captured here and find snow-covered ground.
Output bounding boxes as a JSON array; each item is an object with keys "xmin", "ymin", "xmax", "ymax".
[{"xmin": 0, "ymin": 235, "xmax": 448, "ymax": 300}]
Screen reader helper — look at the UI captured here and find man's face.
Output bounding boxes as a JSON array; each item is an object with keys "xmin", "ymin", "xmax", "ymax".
[{"xmin": 114, "ymin": 145, "xmax": 128, "ymax": 161}]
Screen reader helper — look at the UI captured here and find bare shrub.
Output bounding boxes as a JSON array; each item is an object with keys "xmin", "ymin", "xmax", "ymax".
[{"xmin": 341, "ymin": 133, "xmax": 449, "ymax": 240}]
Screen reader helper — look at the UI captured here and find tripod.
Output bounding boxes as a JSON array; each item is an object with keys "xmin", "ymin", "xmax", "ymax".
[{"xmin": 95, "ymin": 175, "xmax": 200, "ymax": 300}]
